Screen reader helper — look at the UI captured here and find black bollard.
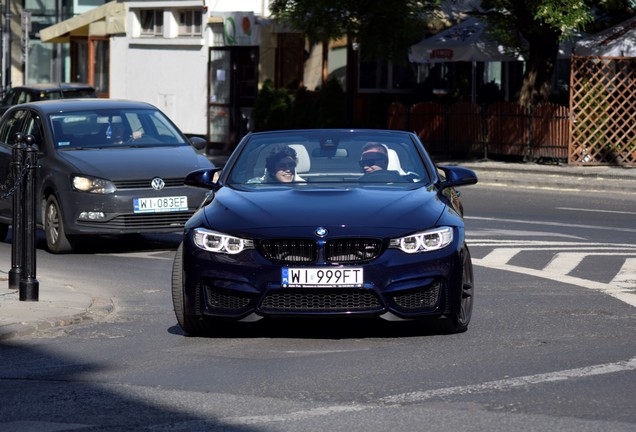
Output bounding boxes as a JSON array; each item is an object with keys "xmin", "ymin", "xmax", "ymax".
[
  {"xmin": 19, "ymin": 135, "xmax": 39, "ymax": 302},
  {"xmin": 8, "ymin": 133, "xmax": 26, "ymax": 290}
]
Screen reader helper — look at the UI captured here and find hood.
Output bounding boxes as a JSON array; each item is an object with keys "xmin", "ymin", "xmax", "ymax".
[
  {"xmin": 57, "ymin": 146, "xmax": 211, "ymax": 179},
  {"xmin": 202, "ymin": 186, "xmax": 448, "ymax": 237}
]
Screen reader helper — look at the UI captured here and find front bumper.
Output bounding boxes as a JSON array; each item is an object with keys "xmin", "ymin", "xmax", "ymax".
[
  {"xmin": 54, "ymin": 187, "xmax": 206, "ymax": 236},
  {"xmin": 181, "ymin": 233, "xmax": 465, "ymax": 322}
]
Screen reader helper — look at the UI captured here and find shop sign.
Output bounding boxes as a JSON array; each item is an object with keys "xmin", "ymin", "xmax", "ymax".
[{"xmin": 220, "ymin": 12, "xmax": 256, "ymax": 46}]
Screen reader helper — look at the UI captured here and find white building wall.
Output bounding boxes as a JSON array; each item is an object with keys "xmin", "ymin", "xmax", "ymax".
[
  {"xmin": 110, "ymin": 37, "xmax": 209, "ymax": 136},
  {"xmin": 110, "ymin": 0, "xmax": 274, "ymax": 136}
]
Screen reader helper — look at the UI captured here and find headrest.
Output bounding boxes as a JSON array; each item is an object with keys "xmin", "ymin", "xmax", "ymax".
[{"xmin": 289, "ymin": 144, "xmax": 310, "ymax": 173}]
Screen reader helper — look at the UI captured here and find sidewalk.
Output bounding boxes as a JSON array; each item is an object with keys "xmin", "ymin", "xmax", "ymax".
[
  {"xmin": 0, "ymin": 264, "xmax": 113, "ymax": 341},
  {"xmin": 445, "ymin": 159, "xmax": 636, "ymax": 194},
  {"xmin": 1, "ymin": 161, "xmax": 635, "ymax": 340}
]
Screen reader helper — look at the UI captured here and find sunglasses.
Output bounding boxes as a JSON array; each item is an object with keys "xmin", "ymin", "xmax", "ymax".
[
  {"xmin": 359, "ymin": 155, "xmax": 387, "ymax": 168},
  {"xmin": 275, "ymin": 162, "xmax": 296, "ymax": 170}
]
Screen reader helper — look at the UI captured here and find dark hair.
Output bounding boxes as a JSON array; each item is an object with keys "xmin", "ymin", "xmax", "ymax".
[
  {"xmin": 266, "ymin": 144, "xmax": 297, "ymax": 178},
  {"xmin": 361, "ymin": 142, "xmax": 387, "ymax": 155},
  {"xmin": 360, "ymin": 142, "xmax": 388, "ymax": 170}
]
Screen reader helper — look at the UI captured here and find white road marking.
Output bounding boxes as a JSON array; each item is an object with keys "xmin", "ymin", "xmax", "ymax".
[
  {"xmin": 472, "ymin": 256, "xmax": 636, "ymax": 308},
  {"xmin": 467, "ymin": 240, "xmax": 636, "ymax": 307},
  {"xmin": 612, "ymin": 258, "xmax": 636, "ymax": 291},
  {"xmin": 466, "ymin": 215, "xmax": 636, "ymax": 234},
  {"xmin": 223, "ymin": 405, "xmax": 370, "ymax": 425},
  {"xmin": 468, "ymin": 239, "xmax": 636, "ymax": 248},
  {"xmin": 221, "ymin": 357, "xmax": 636, "ymax": 424},
  {"xmin": 556, "ymin": 207, "xmax": 636, "ymax": 216},
  {"xmin": 478, "ymin": 248, "xmax": 522, "ymax": 265},
  {"xmin": 97, "ymin": 251, "xmax": 173, "ymax": 260},
  {"xmin": 542, "ymin": 252, "xmax": 587, "ymax": 274},
  {"xmin": 379, "ymin": 356, "xmax": 636, "ymax": 405}
]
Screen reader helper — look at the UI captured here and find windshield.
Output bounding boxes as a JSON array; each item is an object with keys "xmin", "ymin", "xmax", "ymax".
[
  {"xmin": 50, "ymin": 108, "xmax": 188, "ymax": 149},
  {"xmin": 226, "ymin": 131, "xmax": 433, "ymax": 188}
]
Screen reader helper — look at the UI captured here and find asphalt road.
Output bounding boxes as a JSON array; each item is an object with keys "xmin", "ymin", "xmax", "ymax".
[{"xmin": 1, "ymin": 184, "xmax": 635, "ymax": 432}]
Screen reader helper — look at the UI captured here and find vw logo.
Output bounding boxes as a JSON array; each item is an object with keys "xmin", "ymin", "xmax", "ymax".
[
  {"xmin": 314, "ymin": 227, "xmax": 328, "ymax": 238},
  {"xmin": 151, "ymin": 177, "xmax": 165, "ymax": 191}
]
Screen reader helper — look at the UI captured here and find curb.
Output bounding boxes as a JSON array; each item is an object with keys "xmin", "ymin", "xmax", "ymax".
[
  {"xmin": 449, "ymin": 162, "xmax": 636, "ymax": 194},
  {"xmin": 0, "ymin": 296, "xmax": 114, "ymax": 341}
]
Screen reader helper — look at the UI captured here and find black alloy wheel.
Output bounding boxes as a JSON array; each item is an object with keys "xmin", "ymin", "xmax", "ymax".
[
  {"xmin": 439, "ymin": 245, "xmax": 474, "ymax": 334},
  {"xmin": 171, "ymin": 243, "xmax": 211, "ymax": 336}
]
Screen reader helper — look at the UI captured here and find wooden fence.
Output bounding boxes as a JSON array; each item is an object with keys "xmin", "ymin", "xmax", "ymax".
[
  {"xmin": 388, "ymin": 56, "xmax": 635, "ymax": 166},
  {"xmin": 388, "ymin": 100, "xmax": 570, "ymax": 161}
]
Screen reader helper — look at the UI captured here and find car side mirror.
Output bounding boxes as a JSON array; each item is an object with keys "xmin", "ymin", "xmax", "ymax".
[
  {"xmin": 184, "ymin": 168, "xmax": 221, "ymax": 189},
  {"xmin": 438, "ymin": 166, "xmax": 478, "ymax": 190},
  {"xmin": 189, "ymin": 136, "xmax": 207, "ymax": 152}
]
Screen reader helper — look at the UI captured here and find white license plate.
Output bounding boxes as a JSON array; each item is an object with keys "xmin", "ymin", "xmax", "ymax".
[
  {"xmin": 282, "ymin": 267, "xmax": 363, "ymax": 288},
  {"xmin": 133, "ymin": 196, "xmax": 188, "ymax": 213}
]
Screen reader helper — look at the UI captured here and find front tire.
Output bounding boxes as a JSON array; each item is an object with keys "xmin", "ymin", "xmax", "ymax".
[
  {"xmin": 439, "ymin": 245, "xmax": 474, "ymax": 334},
  {"xmin": 171, "ymin": 243, "xmax": 209, "ymax": 336},
  {"xmin": 45, "ymin": 195, "xmax": 73, "ymax": 253}
]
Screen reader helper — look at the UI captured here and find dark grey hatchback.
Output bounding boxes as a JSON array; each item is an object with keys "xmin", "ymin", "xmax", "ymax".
[{"xmin": 0, "ymin": 99, "xmax": 213, "ymax": 253}]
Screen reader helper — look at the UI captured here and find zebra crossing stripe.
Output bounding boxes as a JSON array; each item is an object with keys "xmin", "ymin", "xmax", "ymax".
[
  {"xmin": 472, "ymin": 256, "xmax": 636, "ymax": 308},
  {"xmin": 543, "ymin": 252, "xmax": 587, "ymax": 274},
  {"xmin": 612, "ymin": 257, "xmax": 636, "ymax": 294}
]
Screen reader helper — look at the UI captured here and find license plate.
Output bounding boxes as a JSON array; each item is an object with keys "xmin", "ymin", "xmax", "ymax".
[
  {"xmin": 282, "ymin": 267, "xmax": 363, "ymax": 288},
  {"xmin": 133, "ymin": 196, "xmax": 188, "ymax": 213}
]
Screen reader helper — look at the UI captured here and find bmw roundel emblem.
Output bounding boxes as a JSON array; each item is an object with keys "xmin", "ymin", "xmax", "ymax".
[
  {"xmin": 315, "ymin": 227, "xmax": 328, "ymax": 238},
  {"xmin": 151, "ymin": 177, "xmax": 165, "ymax": 191}
]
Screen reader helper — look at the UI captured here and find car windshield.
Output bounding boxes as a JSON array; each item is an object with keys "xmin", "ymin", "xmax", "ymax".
[
  {"xmin": 226, "ymin": 130, "xmax": 433, "ymax": 188},
  {"xmin": 50, "ymin": 108, "xmax": 188, "ymax": 149}
]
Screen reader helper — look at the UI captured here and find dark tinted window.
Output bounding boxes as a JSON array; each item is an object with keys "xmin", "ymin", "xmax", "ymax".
[{"xmin": 61, "ymin": 88, "xmax": 97, "ymax": 99}]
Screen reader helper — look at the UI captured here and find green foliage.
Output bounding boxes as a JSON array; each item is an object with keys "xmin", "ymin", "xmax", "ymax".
[
  {"xmin": 317, "ymin": 77, "xmax": 347, "ymax": 128},
  {"xmin": 270, "ymin": 0, "xmax": 441, "ymax": 61},
  {"xmin": 252, "ymin": 79, "xmax": 347, "ymax": 130},
  {"xmin": 478, "ymin": 0, "xmax": 633, "ymax": 107},
  {"xmin": 252, "ymin": 80, "xmax": 292, "ymax": 131},
  {"xmin": 288, "ymin": 86, "xmax": 317, "ymax": 129}
]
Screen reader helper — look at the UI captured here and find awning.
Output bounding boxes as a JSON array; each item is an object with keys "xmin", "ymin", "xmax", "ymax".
[
  {"xmin": 409, "ymin": 17, "xmax": 523, "ymax": 63},
  {"xmin": 575, "ymin": 16, "xmax": 636, "ymax": 57},
  {"xmin": 40, "ymin": 1, "xmax": 126, "ymax": 43}
]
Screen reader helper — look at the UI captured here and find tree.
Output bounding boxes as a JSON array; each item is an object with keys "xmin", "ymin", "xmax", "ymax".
[
  {"xmin": 480, "ymin": 0, "xmax": 635, "ymax": 108},
  {"xmin": 270, "ymin": 0, "xmax": 440, "ymax": 85}
]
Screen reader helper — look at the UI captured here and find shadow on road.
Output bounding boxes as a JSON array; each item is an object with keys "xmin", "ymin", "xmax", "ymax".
[
  {"xmin": 0, "ymin": 340, "xmax": 262, "ymax": 431},
  {"xmin": 167, "ymin": 317, "xmax": 451, "ymax": 340}
]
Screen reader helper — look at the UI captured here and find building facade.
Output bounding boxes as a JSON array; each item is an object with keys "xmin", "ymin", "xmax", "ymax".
[{"xmin": 39, "ymin": 0, "xmax": 307, "ymax": 154}]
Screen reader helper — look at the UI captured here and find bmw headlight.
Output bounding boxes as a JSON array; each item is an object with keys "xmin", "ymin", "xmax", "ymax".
[
  {"xmin": 193, "ymin": 228, "xmax": 254, "ymax": 254},
  {"xmin": 389, "ymin": 227, "xmax": 453, "ymax": 253},
  {"xmin": 72, "ymin": 176, "xmax": 116, "ymax": 194}
]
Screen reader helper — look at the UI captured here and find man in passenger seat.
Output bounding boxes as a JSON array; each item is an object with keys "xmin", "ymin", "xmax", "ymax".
[{"xmin": 358, "ymin": 142, "xmax": 389, "ymax": 174}]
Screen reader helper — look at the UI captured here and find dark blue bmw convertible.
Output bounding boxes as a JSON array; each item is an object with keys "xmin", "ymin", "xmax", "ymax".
[{"xmin": 172, "ymin": 129, "xmax": 478, "ymax": 335}]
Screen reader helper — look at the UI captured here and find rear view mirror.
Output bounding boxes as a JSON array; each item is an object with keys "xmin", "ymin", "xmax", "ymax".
[{"xmin": 189, "ymin": 136, "xmax": 207, "ymax": 151}]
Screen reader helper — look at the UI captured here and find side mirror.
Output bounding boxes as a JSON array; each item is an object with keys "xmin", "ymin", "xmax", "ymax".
[
  {"xmin": 438, "ymin": 166, "xmax": 478, "ymax": 190},
  {"xmin": 189, "ymin": 136, "xmax": 207, "ymax": 152},
  {"xmin": 184, "ymin": 168, "xmax": 221, "ymax": 189}
]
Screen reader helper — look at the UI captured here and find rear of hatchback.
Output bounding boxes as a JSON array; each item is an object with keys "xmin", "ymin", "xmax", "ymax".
[{"xmin": 0, "ymin": 83, "xmax": 97, "ymax": 115}]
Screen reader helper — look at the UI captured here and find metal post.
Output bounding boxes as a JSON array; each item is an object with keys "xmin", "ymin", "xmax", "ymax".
[
  {"xmin": 19, "ymin": 134, "xmax": 38, "ymax": 301},
  {"xmin": 8, "ymin": 133, "xmax": 26, "ymax": 289},
  {"xmin": 4, "ymin": 0, "xmax": 11, "ymax": 90}
]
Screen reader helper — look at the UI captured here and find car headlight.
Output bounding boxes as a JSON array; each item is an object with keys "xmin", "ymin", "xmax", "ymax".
[
  {"xmin": 72, "ymin": 176, "xmax": 116, "ymax": 194},
  {"xmin": 193, "ymin": 228, "xmax": 254, "ymax": 254},
  {"xmin": 389, "ymin": 227, "xmax": 453, "ymax": 253}
]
